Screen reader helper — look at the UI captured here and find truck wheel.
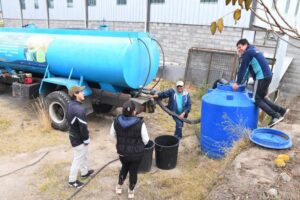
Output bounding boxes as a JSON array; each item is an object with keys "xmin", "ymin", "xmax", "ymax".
[
  {"xmin": 46, "ymin": 91, "xmax": 70, "ymax": 131},
  {"xmin": 92, "ymin": 102, "xmax": 114, "ymax": 113}
]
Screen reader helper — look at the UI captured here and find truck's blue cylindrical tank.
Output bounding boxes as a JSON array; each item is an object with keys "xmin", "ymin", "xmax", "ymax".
[
  {"xmin": 0, "ymin": 28, "xmax": 160, "ymax": 90},
  {"xmin": 200, "ymin": 83, "xmax": 259, "ymax": 159}
]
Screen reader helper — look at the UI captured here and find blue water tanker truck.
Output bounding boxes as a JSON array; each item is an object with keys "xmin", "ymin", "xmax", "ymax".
[{"xmin": 0, "ymin": 26, "xmax": 160, "ymax": 131}]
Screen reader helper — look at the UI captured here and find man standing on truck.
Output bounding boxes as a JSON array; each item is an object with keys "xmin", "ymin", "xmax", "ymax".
[
  {"xmin": 150, "ymin": 80, "xmax": 191, "ymax": 140},
  {"xmin": 66, "ymin": 86, "xmax": 94, "ymax": 188},
  {"xmin": 232, "ymin": 39, "xmax": 289, "ymax": 127}
]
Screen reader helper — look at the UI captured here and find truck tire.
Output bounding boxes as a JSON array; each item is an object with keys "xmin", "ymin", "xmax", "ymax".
[
  {"xmin": 92, "ymin": 102, "xmax": 114, "ymax": 113},
  {"xmin": 46, "ymin": 91, "xmax": 70, "ymax": 131}
]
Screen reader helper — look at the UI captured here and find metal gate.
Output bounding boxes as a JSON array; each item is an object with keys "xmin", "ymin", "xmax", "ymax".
[{"xmin": 184, "ymin": 47, "xmax": 239, "ymax": 85}]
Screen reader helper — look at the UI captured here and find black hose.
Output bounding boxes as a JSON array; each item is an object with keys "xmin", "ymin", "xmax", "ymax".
[
  {"xmin": 156, "ymin": 99, "xmax": 201, "ymax": 124},
  {"xmin": 66, "ymin": 158, "xmax": 119, "ymax": 200},
  {"xmin": 0, "ymin": 151, "xmax": 49, "ymax": 178},
  {"xmin": 150, "ymin": 38, "xmax": 165, "ymax": 90},
  {"xmin": 134, "ymin": 38, "xmax": 152, "ymax": 98}
]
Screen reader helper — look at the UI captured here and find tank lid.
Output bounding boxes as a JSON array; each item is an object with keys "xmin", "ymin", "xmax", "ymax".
[{"xmin": 217, "ymin": 83, "xmax": 245, "ymax": 92}]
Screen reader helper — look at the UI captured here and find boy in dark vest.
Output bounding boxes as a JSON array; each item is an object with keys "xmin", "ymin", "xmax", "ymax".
[{"xmin": 110, "ymin": 100, "xmax": 150, "ymax": 199}]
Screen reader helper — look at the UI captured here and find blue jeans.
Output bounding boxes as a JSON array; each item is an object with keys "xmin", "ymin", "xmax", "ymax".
[{"xmin": 172, "ymin": 116, "xmax": 183, "ymax": 139}]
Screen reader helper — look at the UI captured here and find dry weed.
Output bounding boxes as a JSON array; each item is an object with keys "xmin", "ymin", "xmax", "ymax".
[
  {"xmin": 32, "ymin": 97, "xmax": 52, "ymax": 132},
  {"xmin": 0, "ymin": 118, "xmax": 11, "ymax": 130}
]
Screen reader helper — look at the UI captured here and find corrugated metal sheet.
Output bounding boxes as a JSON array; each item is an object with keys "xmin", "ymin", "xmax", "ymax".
[
  {"xmin": 49, "ymin": 0, "xmax": 85, "ymax": 20},
  {"xmin": 1, "ymin": 0, "xmax": 251, "ymax": 27},
  {"xmin": 150, "ymin": 0, "xmax": 251, "ymax": 28},
  {"xmin": 22, "ymin": 0, "xmax": 47, "ymax": 19},
  {"xmin": 88, "ymin": 0, "xmax": 146, "ymax": 22},
  {"xmin": 2, "ymin": 0, "xmax": 21, "ymax": 18}
]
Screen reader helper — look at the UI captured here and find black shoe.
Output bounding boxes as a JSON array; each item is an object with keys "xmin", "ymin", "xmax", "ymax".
[
  {"xmin": 268, "ymin": 116, "xmax": 284, "ymax": 127},
  {"xmin": 68, "ymin": 180, "xmax": 84, "ymax": 189},
  {"xmin": 81, "ymin": 169, "xmax": 94, "ymax": 179},
  {"xmin": 280, "ymin": 108, "xmax": 290, "ymax": 118}
]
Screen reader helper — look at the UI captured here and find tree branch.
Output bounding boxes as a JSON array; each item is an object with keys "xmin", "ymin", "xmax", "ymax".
[
  {"xmin": 250, "ymin": 8, "xmax": 296, "ymax": 34},
  {"xmin": 272, "ymin": 0, "xmax": 298, "ymax": 34},
  {"xmin": 258, "ymin": 0, "xmax": 299, "ymax": 37},
  {"xmin": 264, "ymin": 8, "xmax": 300, "ymax": 49}
]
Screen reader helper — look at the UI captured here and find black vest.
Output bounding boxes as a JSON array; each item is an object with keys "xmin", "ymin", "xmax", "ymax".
[{"xmin": 114, "ymin": 117, "xmax": 144, "ymax": 157}]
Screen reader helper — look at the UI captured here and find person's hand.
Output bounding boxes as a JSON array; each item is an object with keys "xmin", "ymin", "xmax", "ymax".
[
  {"xmin": 178, "ymin": 113, "xmax": 185, "ymax": 119},
  {"xmin": 232, "ymin": 83, "xmax": 239, "ymax": 91},
  {"xmin": 148, "ymin": 94, "xmax": 158, "ymax": 99}
]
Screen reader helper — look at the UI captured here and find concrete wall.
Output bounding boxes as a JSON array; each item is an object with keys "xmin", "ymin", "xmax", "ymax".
[
  {"xmin": 149, "ymin": 23, "xmax": 242, "ymax": 68},
  {"xmin": 88, "ymin": 21, "xmax": 144, "ymax": 32},
  {"xmin": 280, "ymin": 38, "xmax": 300, "ymax": 99}
]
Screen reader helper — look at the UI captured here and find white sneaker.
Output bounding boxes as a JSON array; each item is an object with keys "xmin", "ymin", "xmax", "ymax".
[
  {"xmin": 115, "ymin": 184, "xmax": 122, "ymax": 195},
  {"xmin": 268, "ymin": 116, "xmax": 284, "ymax": 127},
  {"xmin": 128, "ymin": 188, "xmax": 134, "ymax": 199},
  {"xmin": 282, "ymin": 108, "xmax": 290, "ymax": 118}
]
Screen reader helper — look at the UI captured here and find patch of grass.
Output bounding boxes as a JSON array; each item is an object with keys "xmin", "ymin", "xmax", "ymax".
[
  {"xmin": 0, "ymin": 118, "xmax": 11, "ymax": 130},
  {"xmin": 37, "ymin": 161, "xmax": 70, "ymax": 199},
  {"xmin": 195, "ymin": 83, "xmax": 211, "ymax": 100},
  {"xmin": 0, "ymin": 120, "xmax": 67, "ymax": 156}
]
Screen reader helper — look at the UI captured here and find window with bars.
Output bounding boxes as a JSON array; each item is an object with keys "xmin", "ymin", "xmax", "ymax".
[
  {"xmin": 48, "ymin": 0, "xmax": 54, "ymax": 9},
  {"xmin": 117, "ymin": 0, "xmax": 126, "ymax": 5},
  {"xmin": 88, "ymin": 0, "xmax": 96, "ymax": 6},
  {"xmin": 67, "ymin": 0, "xmax": 73, "ymax": 8},
  {"xmin": 200, "ymin": 0, "xmax": 218, "ymax": 3},
  {"xmin": 20, "ymin": 0, "xmax": 26, "ymax": 10},
  {"xmin": 34, "ymin": 0, "xmax": 39, "ymax": 9},
  {"xmin": 150, "ymin": 0, "xmax": 165, "ymax": 3}
]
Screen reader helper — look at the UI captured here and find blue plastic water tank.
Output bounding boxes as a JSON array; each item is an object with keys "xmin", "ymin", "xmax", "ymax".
[{"xmin": 200, "ymin": 83, "xmax": 259, "ymax": 159}]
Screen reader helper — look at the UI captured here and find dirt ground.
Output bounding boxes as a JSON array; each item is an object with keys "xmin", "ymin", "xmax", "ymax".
[
  {"xmin": 206, "ymin": 123, "xmax": 300, "ymax": 200},
  {"xmin": 0, "ymin": 84, "xmax": 299, "ymax": 200}
]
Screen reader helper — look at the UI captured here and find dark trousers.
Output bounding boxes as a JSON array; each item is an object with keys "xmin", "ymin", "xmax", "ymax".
[
  {"xmin": 118, "ymin": 156, "xmax": 142, "ymax": 190},
  {"xmin": 172, "ymin": 116, "xmax": 184, "ymax": 139},
  {"xmin": 255, "ymin": 77, "xmax": 285, "ymax": 119}
]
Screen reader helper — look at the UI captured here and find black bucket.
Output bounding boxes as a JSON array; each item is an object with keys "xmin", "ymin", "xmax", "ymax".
[
  {"xmin": 154, "ymin": 135, "xmax": 179, "ymax": 170},
  {"xmin": 138, "ymin": 140, "xmax": 154, "ymax": 173}
]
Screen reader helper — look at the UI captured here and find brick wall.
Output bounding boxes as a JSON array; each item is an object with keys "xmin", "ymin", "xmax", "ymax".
[
  {"xmin": 149, "ymin": 23, "xmax": 242, "ymax": 67},
  {"xmin": 88, "ymin": 21, "xmax": 144, "ymax": 32},
  {"xmin": 2, "ymin": 19, "xmax": 23, "ymax": 27},
  {"xmin": 49, "ymin": 20, "xmax": 86, "ymax": 28}
]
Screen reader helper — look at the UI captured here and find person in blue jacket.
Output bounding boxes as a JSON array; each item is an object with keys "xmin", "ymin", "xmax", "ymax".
[
  {"xmin": 66, "ymin": 86, "xmax": 94, "ymax": 188},
  {"xmin": 151, "ymin": 80, "xmax": 191, "ymax": 139},
  {"xmin": 232, "ymin": 39, "xmax": 289, "ymax": 127}
]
